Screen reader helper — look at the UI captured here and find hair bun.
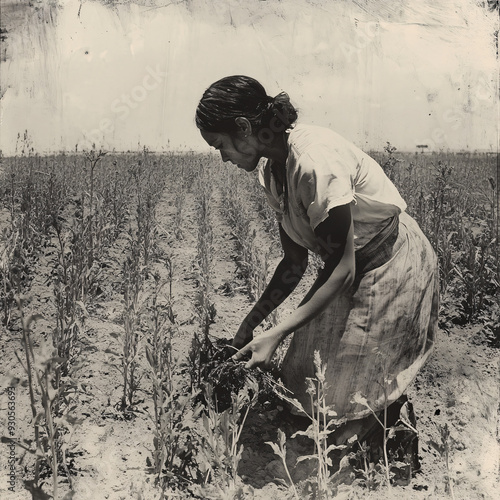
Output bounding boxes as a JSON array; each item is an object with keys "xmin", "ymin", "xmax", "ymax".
[{"xmin": 270, "ymin": 92, "xmax": 298, "ymax": 130}]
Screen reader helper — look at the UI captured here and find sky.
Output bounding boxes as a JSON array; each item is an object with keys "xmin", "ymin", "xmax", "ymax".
[{"xmin": 0, "ymin": 0, "xmax": 498, "ymax": 155}]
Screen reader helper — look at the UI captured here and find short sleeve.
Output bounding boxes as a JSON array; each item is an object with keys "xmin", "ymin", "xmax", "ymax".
[
  {"xmin": 295, "ymin": 146, "xmax": 355, "ymax": 230},
  {"xmin": 258, "ymin": 164, "xmax": 284, "ymax": 223}
]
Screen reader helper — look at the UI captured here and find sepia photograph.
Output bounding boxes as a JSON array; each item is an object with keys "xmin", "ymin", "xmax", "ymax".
[{"xmin": 0, "ymin": 1, "xmax": 498, "ymax": 499}]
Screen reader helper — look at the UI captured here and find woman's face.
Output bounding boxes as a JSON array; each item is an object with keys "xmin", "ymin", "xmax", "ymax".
[{"xmin": 201, "ymin": 130, "xmax": 261, "ymax": 172}]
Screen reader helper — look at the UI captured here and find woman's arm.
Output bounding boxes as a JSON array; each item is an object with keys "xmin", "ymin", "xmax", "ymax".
[
  {"xmin": 233, "ymin": 203, "xmax": 355, "ymax": 367},
  {"xmin": 232, "ymin": 224, "xmax": 308, "ymax": 349}
]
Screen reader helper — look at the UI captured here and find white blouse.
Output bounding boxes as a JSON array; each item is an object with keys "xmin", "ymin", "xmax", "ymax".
[{"xmin": 258, "ymin": 124, "xmax": 407, "ymax": 253}]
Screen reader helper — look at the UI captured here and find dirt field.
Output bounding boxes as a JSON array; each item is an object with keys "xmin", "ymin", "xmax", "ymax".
[{"xmin": 0, "ymin": 153, "xmax": 498, "ymax": 499}]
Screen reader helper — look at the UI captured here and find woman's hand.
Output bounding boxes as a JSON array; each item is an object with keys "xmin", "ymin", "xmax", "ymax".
[
  {"xmin": 232, "ymin": 327, "xmax": 284, "ymax": 369},
  {"xmin": 232, "ymin": 321, "xmax": 255, "ymax": 350}
]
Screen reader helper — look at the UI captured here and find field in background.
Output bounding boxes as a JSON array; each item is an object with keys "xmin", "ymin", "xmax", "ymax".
[{"xmin": 0, "ymin": 146, "xmax": 498, "ymax": 499}]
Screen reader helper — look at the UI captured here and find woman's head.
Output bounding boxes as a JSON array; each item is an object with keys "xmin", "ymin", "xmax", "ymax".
[
  {"xmin": 196, "ymin": 75, "xmax": 298, "ymax": 171},
  {"xmin": 196, "ymin": 75, "xmax": 297, "ymax": 134}
]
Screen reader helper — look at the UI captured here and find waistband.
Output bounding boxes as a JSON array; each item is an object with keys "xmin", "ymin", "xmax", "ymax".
[{"xmin": 355, "ymin": 215, "xmax": 400, "ymax": 275}]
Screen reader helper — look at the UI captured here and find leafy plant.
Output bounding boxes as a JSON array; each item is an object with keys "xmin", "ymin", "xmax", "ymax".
[
  {"xmin": 289, "ymin": 351, "xmax": 345, "ymax": 499},
  {"xmin": 144, "ymin": 272, "xmax": 206, "ymax": 494},
  {"xmin": 198, "ymin": 380, "xmax": 258, "ymax": 497},
  {"xmin": 120, "ymin": 240, "xmax": 145, "ymax": 411},
  {"xmin": 427, "ymin": 423, "xmax": 457, "ymax": 499},
  {"xmin": 265, "ymin": 429, "xmax": 300, "ymax": 500},
  {"xmin": 3, "ymin": 297, "xmax": 81, "ymax": 500}
]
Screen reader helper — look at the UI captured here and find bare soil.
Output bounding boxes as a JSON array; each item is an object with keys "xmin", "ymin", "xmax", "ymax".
[{"xmin": 0, "ymin": 180, "xmax": 498, "ymax": 500}]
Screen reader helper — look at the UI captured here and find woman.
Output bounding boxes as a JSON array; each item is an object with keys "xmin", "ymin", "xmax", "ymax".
[{"xmin": 195, "ymin": 75, "xmax": 438, "ymax": 449}]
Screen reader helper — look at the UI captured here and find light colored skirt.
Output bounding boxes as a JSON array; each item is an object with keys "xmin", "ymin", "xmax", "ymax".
[{"xmin": 281, "ymin": 212, "xmax": 439, "ymax": 420}]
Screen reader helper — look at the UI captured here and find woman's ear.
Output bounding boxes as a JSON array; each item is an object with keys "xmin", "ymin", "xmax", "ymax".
[{"xmin": 234, "ymin": 117, "xmax": 253, "ymax": 137}]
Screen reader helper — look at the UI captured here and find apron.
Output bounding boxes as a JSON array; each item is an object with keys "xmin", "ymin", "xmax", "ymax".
[{"xmin": 280, "ymin": 212, "xmax": 439, "ymax": 420}]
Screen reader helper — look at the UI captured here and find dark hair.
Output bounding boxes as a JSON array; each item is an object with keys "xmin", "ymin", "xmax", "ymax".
[{"xmin": 195, "ymin": 75, "xmax": 298, "ymax": 134}]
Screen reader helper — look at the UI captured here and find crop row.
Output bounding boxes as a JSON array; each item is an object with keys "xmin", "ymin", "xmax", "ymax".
[{"xmin": 0, "ymin": 147, "xmax": 497, "ymax": 499}]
